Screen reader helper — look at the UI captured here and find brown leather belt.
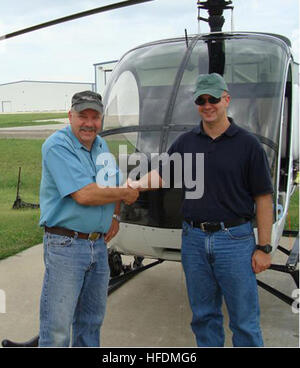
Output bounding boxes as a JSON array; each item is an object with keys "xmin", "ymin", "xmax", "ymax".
[{"xmin": 44, "ymin": 226, "xmax": 104, "ymax": 241}]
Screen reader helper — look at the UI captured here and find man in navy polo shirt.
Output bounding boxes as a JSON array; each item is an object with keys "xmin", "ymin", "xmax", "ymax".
[
  {"xmin": 128, "ymin": 73, "xmax": 273, "ymax": 347},
  {"xmin": 38, "ymin": 91, "xmax": 139, "ymax": 347}
]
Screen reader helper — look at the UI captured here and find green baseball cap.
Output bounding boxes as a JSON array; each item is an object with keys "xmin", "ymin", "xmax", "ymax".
[{"xmin": 193, "ymin": 73, "xmax": 229, "ymax": 102}]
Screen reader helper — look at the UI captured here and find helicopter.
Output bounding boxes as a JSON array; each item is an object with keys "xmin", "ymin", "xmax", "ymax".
[
  {"xmin": 0, "ymin": 0, "xmax": 299, "ymax": 347},
  {"xmin": 101, "ymin": 0, "xmax": 299, "ymax": 296}
]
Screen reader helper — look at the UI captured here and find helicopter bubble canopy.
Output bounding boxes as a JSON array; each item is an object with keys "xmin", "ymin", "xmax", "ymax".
[{"xmin": 102, "ymin": 32, "xmax": 295, "ymax": 230}]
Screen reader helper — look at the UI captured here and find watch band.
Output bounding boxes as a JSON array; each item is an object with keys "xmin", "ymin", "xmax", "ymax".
[
  {"xmin": 112, "ymin": 214, "xmax": 121, "ymax": 222},
  {"xmin": 256, "ymin": 244, "xmax": 273, "ymax": 254}
]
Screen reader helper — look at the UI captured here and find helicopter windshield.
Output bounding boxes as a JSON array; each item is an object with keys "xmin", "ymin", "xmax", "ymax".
[
  {"xmin": 102, "ymin": 33, "xmax": 290, "ymax": 227},
  {"xmin": 103, "ymin": 34, "xmax": 289, "ymax": 154},
  {"xmin": 103, "ymin": 41, "xmax": 188, "ymax": 155}
]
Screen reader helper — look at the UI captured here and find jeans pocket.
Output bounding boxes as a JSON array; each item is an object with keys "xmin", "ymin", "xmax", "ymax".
[
  {"xmin": 226, "ymin": 223, "xmax": 254, "ymax": 240},
  {"xmin": 46, "ymin": 233, "xmax": 74, "ymax": 247}
]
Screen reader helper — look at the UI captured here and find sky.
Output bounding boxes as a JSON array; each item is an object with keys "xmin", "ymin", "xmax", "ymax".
[{"xmin": 0, "ymin": 0, "xmax": 299, "ymax": 84}]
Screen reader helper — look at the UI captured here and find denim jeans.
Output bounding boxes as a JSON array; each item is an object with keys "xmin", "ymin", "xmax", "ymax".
[
  {"xmin": 39, "ymin": 233, "xmax": 110, "ymax": 347},
  {"xmin": 181, "ymin": 221, "xmax": 263, "ymax": 347}
]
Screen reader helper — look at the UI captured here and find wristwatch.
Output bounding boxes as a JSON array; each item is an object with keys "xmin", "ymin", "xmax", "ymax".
[
  {"xmin": 112, "ymin": 214, "xmax": 121, "ymax": 222},
  {"xmin": 256, "ymin": 244, "xmax": 273, "ymax": 254}
]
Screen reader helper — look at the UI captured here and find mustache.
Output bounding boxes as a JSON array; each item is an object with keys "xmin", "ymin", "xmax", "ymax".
[{"xmin": 79, "ymin": 127, "xmax": 96, "ymax": 132}]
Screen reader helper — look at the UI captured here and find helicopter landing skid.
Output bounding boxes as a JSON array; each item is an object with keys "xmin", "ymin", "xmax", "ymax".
[
  {"xmin": 1, "ymin": 256, "xmax": 164, "ymax": 348},
  {"xmin": 257, "ymin": 231, "xmax": 299, "ymax": 309}
]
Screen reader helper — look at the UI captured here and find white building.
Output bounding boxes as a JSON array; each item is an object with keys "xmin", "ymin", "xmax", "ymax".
[
  {"xmin": 94, "ymin": 60, "xmax": 118, "ymax": 96},
  {"xmin": 0, "ymin": 80, "xmax": 94, "ymax": 113}
]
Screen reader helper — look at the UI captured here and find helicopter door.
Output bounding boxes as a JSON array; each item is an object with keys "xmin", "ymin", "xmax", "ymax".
[{"xmin": 278, "ymin": 64, "xmax": 293, "ymax": 219}]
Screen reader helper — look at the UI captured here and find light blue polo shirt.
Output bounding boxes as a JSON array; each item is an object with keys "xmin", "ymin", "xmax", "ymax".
[{"xmin": 39, "ymin": 125, "xmax": 122, "ymax": 233}]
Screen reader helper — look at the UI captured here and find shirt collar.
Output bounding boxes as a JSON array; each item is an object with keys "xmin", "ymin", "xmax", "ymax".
[
  {"xmin": 194, "ymin": 117, "xmax": 239, "ymax": 137},
  {"xmin": 224, "ymin": 118, "xmax": 239, "ymax": 136}
]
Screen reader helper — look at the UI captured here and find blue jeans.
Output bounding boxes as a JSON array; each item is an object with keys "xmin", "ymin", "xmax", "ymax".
[
  {"xmin": 39, "ymin": 233, "xmax": 110, "ymax": 347},
  {"xmin": 181, "ymin": 221, "xmax": 263, "ymax": 347}
]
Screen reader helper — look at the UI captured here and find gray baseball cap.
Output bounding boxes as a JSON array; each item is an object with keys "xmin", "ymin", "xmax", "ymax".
[
  {"xmin": 71, "ymin": 90, "xmax": 103, "ymax": 114},
  {"xmin": 193, "ymin": 73, "xmax": 229, "ymax": 102}
]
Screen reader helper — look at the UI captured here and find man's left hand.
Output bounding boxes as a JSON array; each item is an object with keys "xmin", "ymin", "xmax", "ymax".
[
  {"xmin": 104, "ymin": 218, "xmax": 120, "ymax": 243},
  {"xmin": 251, "ymin": 250, "xmax": 271, "ymax": 274}
]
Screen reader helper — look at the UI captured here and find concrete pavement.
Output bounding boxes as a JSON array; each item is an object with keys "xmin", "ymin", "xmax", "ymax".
[
  {"xmin": 0, "ymin": 121, "xmax": 68, "ymax": 139},
  {"xmin": 0, "ymin": 237, "xmax": 298, "ymax": 347}
]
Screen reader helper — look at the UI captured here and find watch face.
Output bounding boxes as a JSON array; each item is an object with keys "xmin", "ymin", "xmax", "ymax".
[
  {"xmin": 264, "ymin": 245, "xmax": 272, "ymax": 253},
  {"xmin": 257, "ymin": 244, "xmax": 272, "ymax": 253}
]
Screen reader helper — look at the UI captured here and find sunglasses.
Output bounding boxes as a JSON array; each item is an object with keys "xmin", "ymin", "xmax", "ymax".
[{"xmin": 195, "ymin": 95, "xmax": 226, "ymax": 106}]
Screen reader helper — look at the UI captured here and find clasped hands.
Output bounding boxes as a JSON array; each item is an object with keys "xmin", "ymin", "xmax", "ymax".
[{"xmin": 121, "ymin": 178, "xmax": 142, "ymax": 205}]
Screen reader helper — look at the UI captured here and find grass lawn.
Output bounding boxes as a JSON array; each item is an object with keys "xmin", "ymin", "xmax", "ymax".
[
  {"xmin": 0, "ymin": 112, "xmax": 68, "ymax": 128},
  {"xmin": 0, "ymin": 138, "xmax": 134, "ymax": 260},
  {"xmin": 0, "ymin": 137, "xmax": 298, "ymax": 260},
  {"xmin": 285, "ymin": 187, "xmax": 299, "ymax": 231},
  {"xmin": 0, "ymin": 139, "xmax": 44, "ymax": 259}
]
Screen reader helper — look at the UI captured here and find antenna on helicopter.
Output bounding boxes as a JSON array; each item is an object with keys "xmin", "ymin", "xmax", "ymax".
[
  {"xmin": 197, "ymin": 0, "xmax": 234, "ymax": 34},
  {"xmin": 184, "ymin": 29, "xmax": 189, "ymax": 48}
]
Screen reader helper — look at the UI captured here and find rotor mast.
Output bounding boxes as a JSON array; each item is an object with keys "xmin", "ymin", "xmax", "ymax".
[{"xmin": 197, "ymin": 0, "xmax": 234, "ymax": 33}]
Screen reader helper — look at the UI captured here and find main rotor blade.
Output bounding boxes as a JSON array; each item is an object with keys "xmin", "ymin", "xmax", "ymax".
[{"xmin": 0, "ymin": 0, "xmax": 153, "ymax": 41}]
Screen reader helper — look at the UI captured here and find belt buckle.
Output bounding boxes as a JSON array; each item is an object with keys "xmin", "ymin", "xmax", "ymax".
[
  {"xmin": 88, "ymin": 232, "xmax": 100, "ymax": 241},
  {"xmin": 200, "ymin": 222, "xmax": 209, "ymax": 232}
]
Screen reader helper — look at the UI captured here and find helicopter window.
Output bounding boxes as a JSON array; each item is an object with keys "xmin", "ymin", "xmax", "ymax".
[
  {"xmin": 100, "ymin": 33, "xmax": 293, "ymax": 229},
  {"xmin": 104, "ymin": 70, "xmax": 139, "ymax": 131},
  {"xmin": 104, "ymin": 132, "xmax": 138, "ymax": 158},
  {"xmin": 104, "ymin": 130, "xmax": 161, "ymax": 161},
  {"xmin": 171, "ymin": 41, "xmax": 209, "ymax": 127},
  {"xmin": 103, "ymin": 41, "xmax": 188, "ymax": 129},
  {"xmin": 132, "ymin": 42, "xmax": 187, "ymax": 87},
  {"xmin": 103, "ymin": 34, "xmax": 290, "ymax": 215},
  {"xmin": 169, "ymin": 37, "xmax": 288, "ymax": 175}
]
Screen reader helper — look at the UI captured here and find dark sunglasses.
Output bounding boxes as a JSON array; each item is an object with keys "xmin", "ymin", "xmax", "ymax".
[{"xmin": 195, "ymin": 96, "xmax": 223, "ymax": 105}]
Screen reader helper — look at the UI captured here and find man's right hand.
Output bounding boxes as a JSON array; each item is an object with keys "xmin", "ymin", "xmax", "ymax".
[{"xmin": 122, "ymin": 186, "xmax": 139, "ymax": 205}]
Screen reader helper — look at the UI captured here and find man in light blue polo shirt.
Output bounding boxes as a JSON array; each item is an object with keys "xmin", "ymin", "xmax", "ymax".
[{"xmin": 38, "ymin": 91, "xmax": 139, "ymax": 347}]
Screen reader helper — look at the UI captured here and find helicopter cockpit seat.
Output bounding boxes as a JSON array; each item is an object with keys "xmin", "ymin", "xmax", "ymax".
[
  {"xmin": 171, "ymin": 85, "xmax": 200, "ymax": 126},
  {"xmin": 140, "ymin": 97, "xmax": 169, "ymax": 126},
  {"xmin": 139, "ymin": 85, "xmax": 171, "ymax": 123},
  {"xmin": 136, "ymin": 85, "xmax": 170, "ymax": 150}
]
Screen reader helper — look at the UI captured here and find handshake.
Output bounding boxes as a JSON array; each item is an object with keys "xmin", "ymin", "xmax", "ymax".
[
  {"xmin": 121, "ymin": 178, "xmax": 142, "ymax": 205},
  {"xmin": 121, "ymin": 171, "xmax": 162, "ymax": 205}
]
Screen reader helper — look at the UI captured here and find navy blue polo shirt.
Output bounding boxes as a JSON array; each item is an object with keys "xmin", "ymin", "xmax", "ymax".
[{"xmin": 160, "ymin": 118, "xmax": 273, "ymax": 222}]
